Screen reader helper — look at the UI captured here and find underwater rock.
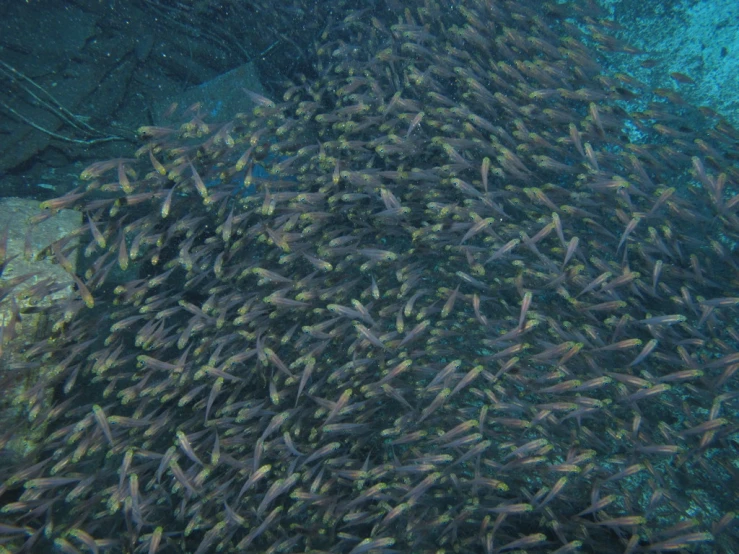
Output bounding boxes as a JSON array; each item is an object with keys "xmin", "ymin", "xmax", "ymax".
[{"xmin": 0, "ymin": 197, "xmax": 81, "ymax": 458}]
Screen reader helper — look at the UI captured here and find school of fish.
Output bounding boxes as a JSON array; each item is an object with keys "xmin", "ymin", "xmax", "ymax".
[{"xmin": 1, "ymin": 0, "xmax": 737, "ymax": 552}]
